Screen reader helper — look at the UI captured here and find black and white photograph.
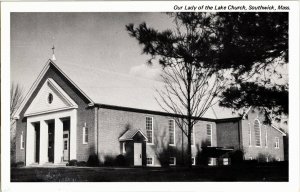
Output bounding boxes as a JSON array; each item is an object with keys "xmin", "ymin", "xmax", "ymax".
[{"xmin": 1, "ymin": 1, "xmax": 299, "ymax": 191}]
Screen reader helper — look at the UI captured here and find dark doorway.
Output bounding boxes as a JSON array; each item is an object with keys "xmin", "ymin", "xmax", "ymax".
[
  {"xmin": 47, "ymin": 120, "xmax": 55, "ymax": 163},
  {"xmin": 33, "ymin": 122, "xmax": 40, "ymax": 163}
]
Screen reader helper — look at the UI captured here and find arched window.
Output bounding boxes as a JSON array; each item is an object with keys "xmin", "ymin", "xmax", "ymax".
[{"xmin": 254, "ymin": 119, "xmax": 261, "ymax": 147}]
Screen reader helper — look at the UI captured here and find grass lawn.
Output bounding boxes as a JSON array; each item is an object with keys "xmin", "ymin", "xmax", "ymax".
[{"xmin": 11, "ymin": 164, "xmax": 288, "ymax": 182}]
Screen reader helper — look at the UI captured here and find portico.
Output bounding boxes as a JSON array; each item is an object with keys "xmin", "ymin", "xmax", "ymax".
[{"xmin": 25, "ymin": 109, "xmax": 77, "ymax": 166}]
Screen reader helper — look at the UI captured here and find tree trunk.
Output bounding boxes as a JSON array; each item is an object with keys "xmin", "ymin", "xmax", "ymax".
[{"xmin": 187, "ymin": 65, "xmax": 192, "ymax": 168}]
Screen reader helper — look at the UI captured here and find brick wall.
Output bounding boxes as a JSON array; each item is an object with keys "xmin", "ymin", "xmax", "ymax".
[
  {"xmin": 241, "ymin": 108, "xmax": 285, "ymax": 161},
  {"xmin": 15, "ymin": 63, "xmax": 95, "ymax": 163},
  {"xmin": 216, "ymin": 120, "xmax": 241, "ymax": 149},
  {"xmin": 97, "ymin": 107, "xmax": 216, "ymax": 166}
]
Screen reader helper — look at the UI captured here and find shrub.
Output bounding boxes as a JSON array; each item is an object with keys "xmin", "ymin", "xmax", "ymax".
[
  {"xmin": 77, "ymin": 161, "xmax": 87, "ymax": 167},
  {"xmin": 87, "ymin": 154, "xmax": 100, "ymax": 167},
  {"xmin": 67, "ymin": 159, "xmax": 78, "ymax": 166},
  {"xmin": 115, "ymin": 154, "xmax": 127, "ymax": 166},
  {"xmin": 229, "ymin": 150, "xmax": 244, "ymax": 165},
  {"xmin": 12, "ymin": 161, "xmax": 25, "ymax": 167}
]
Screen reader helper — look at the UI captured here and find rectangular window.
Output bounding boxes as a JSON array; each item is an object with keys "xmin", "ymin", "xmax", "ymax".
[
  {"xmin": 207, "ymin": 124, "xmax": 212, "ymax": 147},
  {"xmin": 146, "ymin": 117, "xmax": 153, "ymax": 144},
  {"xmin": 191, "ymin": 126, "xmax": 195, "ymax": 146},
  {"xmin": 275, "ymin": 137, "xmax": 279, "ymax": 149},
  {"xmin": 223, "ymin": 158, "xmax": 229, "ymax": 165},
  {"xmin": 20, "ymin": 131, "xmax": 24, "ymax": 149},
  {"xmin": 146, "ymin": 157, "xmax": 154, "ymax": 165},
  {"xmin": 191, "ymin": 157, "xmax": 196, "ymax": 166},
  {"xmin": 169, "ymin": 157, "xmax": 176, "ymax": 166},
  {"xmin": 83, "ymin": 126, "xmax": 88, "ymax": 144},
  {"xmin": 265, "ymin": 126, "xmax": 268, "ymax": 148},
  {"xmin": 248, "ymin": 123, "xmax": 251, "ymax": 146},
  {"xmin": 169, "ymin": 119, "xmax": 175, "ymax": 145}
]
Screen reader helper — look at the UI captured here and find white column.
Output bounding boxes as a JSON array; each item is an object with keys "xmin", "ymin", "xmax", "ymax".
[
  {"xmin": 39, "ymin": 120, "xmax": 48, "ymax": 164},
  {"xmin": 54, "ymin": 118, "xmax": 63, "ymax": 163},
  {"xmin": 70, "ymin": 109, "xmax": 77, "ymax": 160},
  {"xmin": 26, "ymin": 122, "xmax": 35, "ymax": 166}
]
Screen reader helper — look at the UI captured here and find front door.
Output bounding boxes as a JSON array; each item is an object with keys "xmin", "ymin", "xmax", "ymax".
[
  {"xmin": 134, "ymin": 143, "xmax": 142, "ymax": 166},
  {"xmin": 63, "ymin": 131, "xmax": 69, "ymax": 161}
]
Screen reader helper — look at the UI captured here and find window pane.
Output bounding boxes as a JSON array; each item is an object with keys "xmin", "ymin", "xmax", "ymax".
[
  {"xmin": 64, "ymin": 141, "xmax": 68, "ymax": 150},
  {"xmin": 85, "ymin": 127, "xmax": 88, "ymax": 143},
  {"xmin": 206, "ymin": 124, "xmax": 212, "ymax": 146},
  {"xmin": 254, "ymin": 120, "xmax": 261, "ymax": 146},
  {"xmin": 169, "ymin": 157, "xmax": 175, "ymax": 165},
  {"xmin": 147, "ymin": 157, "xmax": 153, "ymax": 165},
  {"xmin": 146, "ymin": 117, "xmax": 153, "ymax": 143}
]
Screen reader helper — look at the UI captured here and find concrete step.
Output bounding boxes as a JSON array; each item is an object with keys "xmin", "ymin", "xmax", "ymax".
[{"xmin": 28, "ymin": 162, "xmax": 67, "ymax": 167}]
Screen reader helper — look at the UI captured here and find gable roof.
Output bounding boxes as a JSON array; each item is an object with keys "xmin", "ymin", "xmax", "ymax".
[
  {"xmin": 119, "ymin": 129, "xmax": 148, "ymax": 141},
  {"xmin": 13, "ymin": 59, "xmax": 94, "ymax": 119},
  {"xmin": 24, "ymin": 78, "xmax": 78, "ymax": 117},
  {"xmin": 14, "ymin": 59, "xmax": 287, "ymax": 136}
]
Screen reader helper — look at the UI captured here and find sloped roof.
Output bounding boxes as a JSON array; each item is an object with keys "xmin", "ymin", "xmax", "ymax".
[
  {"xmin": 13, "ymin": 59, "xmax": 241, "ymax": 120},
  {"xmin": 57, "ymin": 60, "xmax": 239, "ymax": 119},
  {"xmin": 119, "ymin": 129, "xmax": 148, "ymax": 141}
]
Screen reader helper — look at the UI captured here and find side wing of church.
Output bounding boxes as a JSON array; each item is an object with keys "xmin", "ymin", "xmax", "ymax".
[{"xmin": 13, "ymin": 60, "xmax": 286, "ymax": 167}]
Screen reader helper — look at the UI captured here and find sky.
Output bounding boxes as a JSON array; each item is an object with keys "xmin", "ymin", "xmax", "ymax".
[{"xmin": 11, "ymin": 12, "xmax": 173, "ymax": 92}]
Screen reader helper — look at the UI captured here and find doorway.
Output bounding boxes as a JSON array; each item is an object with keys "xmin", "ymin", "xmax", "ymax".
[
  {"xmin": 134, "ymin": 143, "xmax": 142, "ymax": 166},
  {"xmin": 62, "ymin": 118, "xmax": 70, "ymax": 162},
  {"xmin": 33, "ymin": 122, "xmax": 40, "ymax": 163},
  {"xmin": 47, "ymin": 120, "xmax": 55, "ymax": 163}
]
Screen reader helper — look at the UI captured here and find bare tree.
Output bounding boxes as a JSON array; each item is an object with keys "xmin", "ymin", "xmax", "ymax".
[
  {"xmin": 127, "ymin": 13, "xmax": 231, "ymax": 167},
  {"xmin": 10, "ymin": 82, "xmax": 23, "ymax": 121},
  {"xmin": 10, "ymin": 82, "xmax": 23, "ymax": 164},
  {"xmin": 155, "ymin": 61, "xmax": 228, "ymax": 167}
]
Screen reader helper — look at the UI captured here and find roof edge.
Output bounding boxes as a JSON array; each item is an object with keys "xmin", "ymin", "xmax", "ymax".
[
  {"xmin": 96, "ymin": 103, "xmax": 235, "ymax": 122},
  {"xmin": 13, "ymin": 59, "xmax": 94, "ymax": 119}
]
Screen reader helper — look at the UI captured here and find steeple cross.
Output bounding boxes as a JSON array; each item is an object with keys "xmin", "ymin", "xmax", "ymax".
[{"xmin": 52, "ymin": 45, "xmax": 55, "ymax": 54}]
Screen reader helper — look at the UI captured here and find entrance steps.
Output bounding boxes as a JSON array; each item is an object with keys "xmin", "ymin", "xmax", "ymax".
[{"xmin": 28, "ymin": 162, "xmax": 67, "ymax": 167}]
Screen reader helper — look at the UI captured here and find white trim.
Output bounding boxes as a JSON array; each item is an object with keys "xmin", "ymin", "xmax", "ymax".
[
  {"xmin": 191, "ymin": 157, "xmax": 196, "ymax": 166},
  {"xmin": 275, "ymin": 137, "xmax": 280, "ymax": 149},
  {"xmin": 271, "ymin": 124, "xmax": 287, "ymax": 136},
  {"xmin": 146, "ymin": 116, "xmax": 154, "ymax": 145},
  {"xmin": 122, "ymin": 142, "xmax": 126, "ymax": 154},
  {"xmin": 208, "ymin": 158, "xmax": 214, "ymax": 166},
  {"xmin": 242, "ymin": 106, "xmax": 252, "ymax": 119},
  {"xmin": 131, "ymin": 129, "xmax": 148, "ymax": 141},
  {"xmin": 168, "ymin": 119, "xmax": 175, "ymax": 146},
  {"xmin": 169, "ymin": 157, "xmax": 176, "ymax": 166},
  {"xmin": 118, "ymin": 129, "xmax": 148, "ymax": 142},
  {"xmin": 24, "ymin": 77, "xmax": 79, "ymax": 117},
  {"xmin": 13, "ymin": 60, "xmax": 93, "ymax": 119}
]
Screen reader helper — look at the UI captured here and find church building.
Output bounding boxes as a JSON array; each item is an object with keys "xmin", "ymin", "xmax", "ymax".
[{"xmin": 13, "ymin": 59, "xmax": 286, "ymax": 167}]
